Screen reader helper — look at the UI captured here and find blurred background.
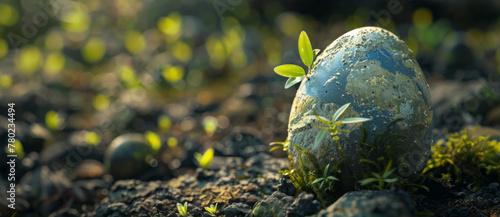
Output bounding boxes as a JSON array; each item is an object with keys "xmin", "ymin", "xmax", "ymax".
[{"xmin": 1, "ymin": 0, "xmax": 500, "ymax": 214}]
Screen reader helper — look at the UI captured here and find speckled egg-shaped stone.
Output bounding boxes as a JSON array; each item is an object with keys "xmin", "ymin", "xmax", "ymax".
[
  {"xmin": 288, "ymin": 27, "xmax": 433, "ymax": 179},
  {"xmin": 104, "ymin": 134, "xmax": 154, "ymax": 180}
]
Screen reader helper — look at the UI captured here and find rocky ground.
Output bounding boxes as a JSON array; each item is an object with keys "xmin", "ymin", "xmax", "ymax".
[
  {"xmin": 1, "ymin": 77, "xmax": 500, "ymax": 217},
  {"xmin": 66, "ymin": 153, "xmax": 500, "ymax": 217}
]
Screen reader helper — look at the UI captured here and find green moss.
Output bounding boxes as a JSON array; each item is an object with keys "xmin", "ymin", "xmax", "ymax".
[{"xmin": 423, "ymin": 128, "xmax": 500, "ymax": 190}]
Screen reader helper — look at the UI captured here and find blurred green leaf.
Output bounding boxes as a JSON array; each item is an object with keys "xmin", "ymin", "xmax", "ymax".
[
  {"xmin": 195, "ymin": 148, "xmax": 214, "ymax": 170},
  {"xmin": 359, "ymin": 178, "xmax": 378, "ymax": 186}
]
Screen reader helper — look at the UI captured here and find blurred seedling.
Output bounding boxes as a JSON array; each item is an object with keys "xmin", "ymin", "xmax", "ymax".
[
  {"xmin": 45, "ymin": 110, "xmax": 62, "ymax": 130},
  {"xmin": 4, "ymin": 140, "xmax": 24, "ymax": 159},
  {"xmin": 176, "ymin": 202, "xmax": 188, "ymax": 216},
  {"xmin": 204, "ymin": 203, "xmax": 218, "ymax": 216},
  {"xmin": 195, "ymin": 148, "xmax": 214, "ymax": 170},
  {"xmin": 145, "ymin": 131, "xmax": 161, "ymax": 154},
  {"xmin": 85, "ymin": 131, "xmax": 101, "ymax": 146},
  {"xmin": 311, "ymin": 163, "xmax": 339, "ymax": 191},
  {"xmin": 358, "ymin": 160, "xmax": 398, "ymax": 190},
  {"xmin": 203, "ymin": 116, "xmax": 218, "ymax": 137},
  {"xmin": 274, "ymin": 31, "xmax": 321, "ymax": 89},
  {"xmin": 306, "ymin": 103, "xmax": 372, "ymax": 150}
]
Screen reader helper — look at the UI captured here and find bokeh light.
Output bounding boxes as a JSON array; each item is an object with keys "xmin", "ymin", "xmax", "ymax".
[
  {"xmin": 0, "ymin": 4, "xmax": 19, "ymax": 26},
  {"xmin": 15, "ymin": 46, "xmax": 43, "ymax": 75},
  {"xmin": 82, "ymin": 37, "xmax": 106, "ymax": 63}
]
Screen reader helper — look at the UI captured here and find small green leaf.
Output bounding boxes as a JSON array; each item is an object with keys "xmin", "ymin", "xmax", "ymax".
[
  {"xmin": 298, "ymin": 31, "xmax": 314, "ymax": 67},
  {"xmin": 359, "ymin": 178, "xmax": 377, "ymax": 186},
  {"xmin": 327, "ymin": 176, "xmax": 339, "ymax": 181},
  {"xmin": 195, "ymin": 148, "xmax": 214, "ymax": 169},
  {"xmin": 311, "ymin": 178, "xmax": 324, "ymax": 184},
  {"xmin": 274, "ymin": 64, "xmax": 305, "ymax": 77},
  {"xmin": 384, "ymin": 178, "xmax": 398, "ymax": 183},
  {"xmin": 285, "ymin": 76, "xmax": 305, "ymax": 89},
  {"xmin": 371, "ymin": 172, "xmax": 382, "ymax": 179},
  {"xmin": 383, "ymin": 168, "xmax": 397, "ymax": 178},
  {"xmin": 314, "ymin": 129, "xmax": 328, "ymax": 150},
  {"xmin": 323, "ymin": 164, "xmax": 330, "ymax": 177},
  {"xmin": 204, "ymin": 203, "xmax": 218, "ymax": 215},
  {"xmin": 383, "ymin": 160, "xmax": 393, "ymax": 176},
  {"xmin": 420, "ymin": 185, "xmax": 430, "ymax": 191},
  {"xmin": 339, "ymin": 117, "xmax": 372, "ymax": 124},
  {"xmin": 312, "ymin": 49, "xmax": 321, "ymax": 60},
  {"xmin": 177, "ymin": 202, "xmax": 188, "ymax": 216},
  {"xmin": 332, "ymin": 103, "xmax": 351, "ymax": 122}
]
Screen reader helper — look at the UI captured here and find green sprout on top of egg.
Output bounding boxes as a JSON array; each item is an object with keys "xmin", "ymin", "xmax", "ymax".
[{"xmin": 274, "ymin": 31, "xmax": 320, "ymax": 89}]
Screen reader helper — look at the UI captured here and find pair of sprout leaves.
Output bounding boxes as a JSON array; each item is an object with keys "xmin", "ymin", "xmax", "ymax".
[
  {"xmin": 274, "ymin": 31, "xmax": 318, "ymax": 89},
  {"xmin": 177, "ymin": 202, "xmax": 217, "ymax": 216}
]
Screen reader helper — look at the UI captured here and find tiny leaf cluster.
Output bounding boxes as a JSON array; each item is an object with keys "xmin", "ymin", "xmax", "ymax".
[
  {"xmin": 195, "ymin": 148, "xmax": 214, "ymax": 170},
  {"xmin": 311, "ymin": 163, "xmax": 339, "ymax": 191},
  {"xmin": 176, "ymin": 202, "xmax": 188, "ymax": 216},
  {"xmin": 358, "ymin": 160, "xmax": 398, "ymax": 190},
  {"xmin": 204, "ymin": 203, "xmax": 218, "ymax": 215},
  {"xmin": 306, "ymin": 103, "xmax": 372, "ymax": 150},
  {"xmin": 274, "ymin": 31, "xmax": 320, "ymax": 89}
]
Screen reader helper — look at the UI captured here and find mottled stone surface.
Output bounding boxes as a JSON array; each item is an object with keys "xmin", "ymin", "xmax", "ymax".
[
  {"xmin": 252, "ymin": 191, "xmax": 321, "ymax": 217},
  {"xmin": 288, "ymin": 27, "xmax": 433, "ymax": 179},
  {"xmin": 311, "ymin": 189, "xmax": 414, "ymax": 217}
]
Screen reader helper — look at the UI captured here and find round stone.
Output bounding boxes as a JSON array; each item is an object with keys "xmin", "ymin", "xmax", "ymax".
[
  {"xmin": 104, "ymin": 134, "xmax": 154, "ymax": 180},
  {"xmin": 287, "ymin": 27, "xmax": 433, "ymax": 180}
]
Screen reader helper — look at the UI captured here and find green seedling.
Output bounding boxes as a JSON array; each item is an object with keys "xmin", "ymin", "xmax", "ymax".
[
  {"xmin": 274, "ymin": 31, "xmax": 321, "ymax": 89},
  {"xmin": 195, "ymin": 148, "xmax": 214, "ymax": 170},
  {"xmin": 177, "ymin": 202, "xmax": 188, "ymax": 216},
  {"xmin": 358, "ymin": 160, "xmax": 398, "ymax": 190},
  {"xmin": 306, "ymin": 103, "xmax": 372, "ymax": 150},
  {"xmin": 204, "ymin": 203, "xmax": 218, "ymax": 215},
  {"xmin": 311, "ymin": 163, "xmax": 339, "ymax": 191}
]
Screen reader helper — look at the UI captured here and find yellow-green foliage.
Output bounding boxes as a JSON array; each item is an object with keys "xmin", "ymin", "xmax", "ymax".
[
  {"xmin": 279, "ymin": 144, "xmax": 343, "ymax": 207},
  {"xmin": 423, "ymin": 129, "xmax": 500, "ymax": 190}
]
